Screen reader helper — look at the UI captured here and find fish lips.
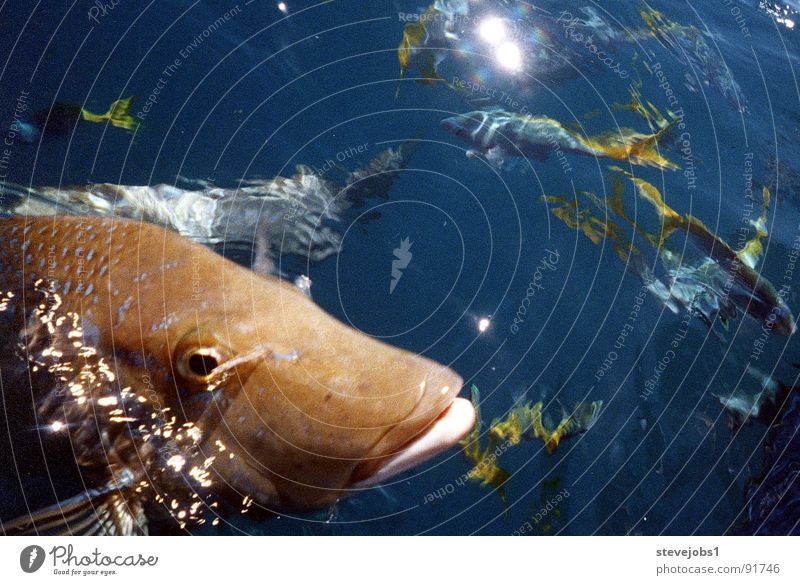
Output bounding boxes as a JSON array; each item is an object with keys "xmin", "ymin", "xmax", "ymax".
[
  {"xmin": 347, "ymin": 396, "xmax": 476, "ymax": 490},
  {"xmin": 440, "ymin": 116, "xmax": 470, "ymax": 139}
]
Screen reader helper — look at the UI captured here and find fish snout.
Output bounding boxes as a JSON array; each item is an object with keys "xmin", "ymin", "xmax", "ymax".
[
  {"xmin": 770, "ymin": 301, "xmax": 796, "ymax": 336},
  {"xmin": 441, "ymin": 116, "xmax": 469, "ymax": 139},
  {"xmin": 205, "ymin": 328, "xmax": 473, "ymax": 511},
  {"xmin": 347, "ymin": 360, "xmax": 474, "ymax": 490},
  {"xmin": 777, "ymin": 312, "xmax": 797, "ymax": 336}
]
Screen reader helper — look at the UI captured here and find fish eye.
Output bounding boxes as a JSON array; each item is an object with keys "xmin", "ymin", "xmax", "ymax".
[{"xmin": 176, "ymin": 344, "xmax": 230, "ymax": 387}]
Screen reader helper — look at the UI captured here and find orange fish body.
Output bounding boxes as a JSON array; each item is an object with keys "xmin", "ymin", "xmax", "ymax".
[{"xmin": 0, "ymin": 216, "xmax": 474, "ymax": 534}]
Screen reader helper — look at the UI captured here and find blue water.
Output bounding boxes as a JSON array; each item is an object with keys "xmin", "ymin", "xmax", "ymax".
[{"xmin": 1, "ymin": 0, "xmax": 799, "ymax": 535}]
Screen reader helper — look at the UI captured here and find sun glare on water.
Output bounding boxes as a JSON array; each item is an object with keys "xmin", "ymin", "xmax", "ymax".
[
  {"xmin": 495, "ymin": 42, "xmax": 522, "ymax": 71},
  {"xmin": 479, "ymin": 17, "xmax": 507, "ymax": 45}
]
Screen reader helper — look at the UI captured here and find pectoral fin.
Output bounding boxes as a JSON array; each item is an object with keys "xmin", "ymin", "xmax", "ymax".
[
  {"xmin": 5, "ymin": 485, "xmax": 147, "ymax": 536},
  {"xmin": 251, "ymin": 222, "xmax": 276, "ymax": 278}
]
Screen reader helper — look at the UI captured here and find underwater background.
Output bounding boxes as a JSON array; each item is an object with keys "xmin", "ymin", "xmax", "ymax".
[{"xmin": 1, "ymin": 0, "xmax": 799, "ymax": 535}]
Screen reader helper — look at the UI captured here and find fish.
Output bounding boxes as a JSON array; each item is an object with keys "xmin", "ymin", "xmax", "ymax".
[
  {"xmin": 396, "ymin": 7, "xmax": 448, "ymax": 98},
  {"xmin": 638, "ymin": 2, "xmax": 747, "ymax": 113},
  {"xmin": 0, "ymin": 216, "xmax": 475, "ymax": 535},
  {"xmin": 459, "ymin": 386, "xmax": 512, "ymax": 507},
  {"xmin": 395, "ymin": 1, "xmax": 473, "ymax": 98},
  {"xmin": 739, "ymin": 375, "xmax": 800, "ymax": 535},
  {"xmin": 1, "ymin": 143, "xmax": 415, "ymax": 263},
  {"xmin": 76, "ymin": 96, "xmax": 140, "ymax": 131},
  {"xmin": 716, "ymin": 366, "xmax": 796, "ymax": 427},
  {"xmin": 27, "ymin": 96, "xmax": 140, "ymax": 139},
  {"xmin": 396, "ymin": 2, "xmax": 647, "ymax": 103},
  {"xmin": 459, "ymin": 386, "xmax": 602, "ymax": 507},
  {"xmin": 544, "ymin": 169, "xmax": 796, "ymax": 336},
  {"xmin": 612, "ymin": 168, "xmax": 796, "ymax": 336},
  {"xmin": 441, "ymin": 109, "xmax": 678, "ymax": 170},
  {"xmin": 489, "ymin": 399, "xmax": 603, "ymax": 456}
]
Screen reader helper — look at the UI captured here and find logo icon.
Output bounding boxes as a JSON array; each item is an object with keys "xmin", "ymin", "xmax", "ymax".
[
  {"xmin": 390, "ymin": 237, "xmax": 413, "ymax": 294},
  {"xmin": 20, "ymin": 545, "xmax": 45, "ymax": 573}
]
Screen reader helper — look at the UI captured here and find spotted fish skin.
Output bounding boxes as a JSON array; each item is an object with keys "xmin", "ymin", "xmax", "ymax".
[{"xmin": 0, "ymin": 216, "xmax": 468, "ymax": 534}]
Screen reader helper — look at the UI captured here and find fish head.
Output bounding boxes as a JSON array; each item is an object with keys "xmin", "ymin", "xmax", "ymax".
[
  {"xmin": 164, "ymin": 269, "xmax": 474, "ymax": 513},
  {"xmin": 441, "ymin": 110, "xmax": 493, "ymax": 146},
  {"xmin": 766, "ymin": 299, "xmax": 797, "ymax": 336},
  {"xmin": 729, "ymin": 275, "xmax": 796, "ymax": 336}
]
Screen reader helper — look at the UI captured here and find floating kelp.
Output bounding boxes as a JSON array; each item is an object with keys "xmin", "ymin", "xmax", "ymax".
[
  {"xmin": 441, "ymin": 108, "xmax": 678, "ymax": 170},
  {"xmin": 545, "ymin": 168, "xmax": 796, "ymax": 335},
  {"xmin": 460, "ymin": 386, "xmax": 602, "ymax": 505},
  {"xmin": 1, "ymin": 144, "xmax": 412, "ymax": 263}
]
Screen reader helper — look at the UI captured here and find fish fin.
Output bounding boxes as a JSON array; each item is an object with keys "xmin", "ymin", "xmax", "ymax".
[
  {"xmin": 82, "ymin": 96, "xmax": 140, "ymax": 131},
  {"xmin": 533, "ymin": 401, "xmax": 603, "ymax": 455},
  {"xmin": 293, "ymin": 274, "xmax": 313, "ymax": 298},
  {"xmin": 627, "ymin": 117, "xmax": 679, "ymax": 169},
  {"xmin": 525, "ymin": 145, "xmax": 550, "ymax": 162},
  {"xmin": 610, "ymin": 166, "xmax": 683, "ymax": 243},
  {"xmin": 396, "ymin": 20, "xmax": 423, "ymax": 100},
  {"xmin": 484, "ymin": 145, "xmax": 507, "ymax": 167},
  {"xmin": 252, "ymin": 222, "xmax": 276, "ymax": 278},
  {"xmin": 342, "ymin": 140, "xmax": 418, "ymax": 207},
  {"xmin": 5, "ymin": 486, "xmax": 147, "ymax": 536},
  {"xmin": 736, "ymin": 186, "xmax": 771, "ymax": 269}
]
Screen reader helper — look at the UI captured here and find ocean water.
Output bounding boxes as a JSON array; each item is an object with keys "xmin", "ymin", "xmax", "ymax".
[{"xmin": 1, "ymin": 0, "xmax": 799, "ymax": 535}]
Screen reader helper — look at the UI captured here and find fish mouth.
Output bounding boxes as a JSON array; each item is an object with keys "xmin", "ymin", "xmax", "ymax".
[
  {"xmin": 440, "ymin": 117, "xmax": 464, "ymax": 136},
  {"xmin": 348, "ymin": 397, "xmax": 476, "ymax": 490}
]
